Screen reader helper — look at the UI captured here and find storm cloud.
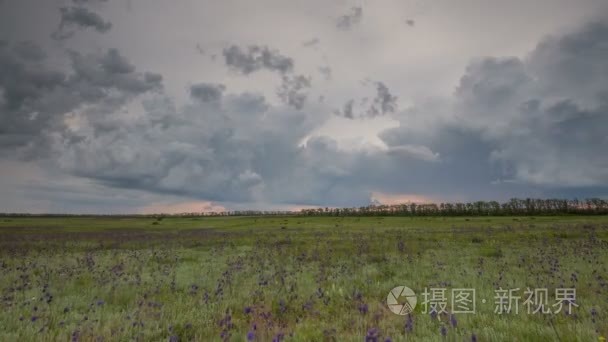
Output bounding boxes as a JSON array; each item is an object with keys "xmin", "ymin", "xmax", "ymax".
[
  {"xmin": 336, "ymin": 6, "xmax": 363, "ymax": 30},
  {"xmin": 222, "ymin": 45, "xmax": 294, "ymax": 75},
  {"xmin": 277, "ymin": 75, "xmax": 311, "ymax": 110},
  {"xmin": 1, "ymin": 0, "xmax": 607, "ymax": 212},
  {"xmin": 53, "ymin": 6, "xmax": 112, "ymax": 39},
  {"xmin": 0, "ymin": 43, "xmax": 161, "ymax": 155},
  {"xmin": 190, "ymin": 83, "xmax": 226, "ymax": 102}
]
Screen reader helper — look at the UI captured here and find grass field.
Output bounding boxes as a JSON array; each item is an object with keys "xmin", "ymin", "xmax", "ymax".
[{"xmin": 0, "ymin": 215, "xmax": 607, "ymax": 341}]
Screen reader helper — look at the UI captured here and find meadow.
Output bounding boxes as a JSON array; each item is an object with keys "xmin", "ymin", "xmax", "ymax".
[{"xmin": 0, "ymin": 215, "xmax": 607, "ymax": 341}]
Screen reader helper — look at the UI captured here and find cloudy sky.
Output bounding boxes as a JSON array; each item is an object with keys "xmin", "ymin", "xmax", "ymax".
[{"xmin": 1, "ymin": 0, "xmax": 607, "ymax": 213}]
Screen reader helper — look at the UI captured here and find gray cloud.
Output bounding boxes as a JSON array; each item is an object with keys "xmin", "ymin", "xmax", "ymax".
[
  {"xmin": 190, "ymin": 83, "xmax": 226, "ymax": 102},
  {"xmin": 222, "ymin": 45, "xmax": 294, "ymax": 75},
  {"xmin": 342, "ymin": 99, "xmax": 355, "ymax": 119},
  {"xmin": 51, "ymin": 91, "xmax": 341, "ymax": 205},
  {"xmin": 277, "ymin": 74, "xmax": 311, "ymax": 110},
  {"xmin": 367, "ymin": 82, "xmax": 398, "ymax": 117},
  {"xmin": 72, "ymin": 0, "xmax": 109, "ymax": 4},
  {"xmin": 302, "ymin": 38, "xmax": 320, "ymax": 48},
  {"xmin": 222, "ymin": 44, "xmax": 311, "ymax": 109},
  {"xmin": 387, "ymin": 144, "xmax": 440, "ymax": 162},
  {"xmin": 0, "ymin": 41, "xmax": 68, "ymax": 147},
  {"xmin": 2, "ymin": 1, "xmax": 608, "ymax": 212},
  {"xmin": 53, "ymin": 6, "xmax": 112, "ymax": 40},
  {"xmin": 196, "ymin": 44, "xmax": 205, "ymax": 55},
  {"xmin": 69, "ymin": 48, "xmax": 162, "ymax": 96},
  {"xmin": 0, "ymin": 43, "xmax": 162, "ymax": 156},
  {"xmin": 334, "ymin": 81, "xmax": 398, "ymax": 119},
  {"xmin": 12, "ymin": 41, "xmax": 47, "ymax": 61},
  {"xmin": 336, "ymin": 6, "xmax": 363, "ymax": 30},
  {"xmin": 318, "ymin": 66, "xmax": 332, "ymax": 80},
  {"xmin": 451, "ymin": 20, "xmax": 608, "ymax": 187}
]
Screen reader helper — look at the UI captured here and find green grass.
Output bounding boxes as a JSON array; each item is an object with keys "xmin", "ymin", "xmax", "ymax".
[{"xmin": 0, "ymin": 215, "xmax": 607, "ymax": 341}]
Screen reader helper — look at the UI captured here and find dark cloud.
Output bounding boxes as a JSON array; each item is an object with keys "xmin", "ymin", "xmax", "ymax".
[
  {"xmin": 72, "ymin": 0, "xmax": 109, "ymax": 3},
  {"xmin": 69, "ymin": 49, "xmax": 162, "ymax": 95},
  {"xmin": 190, "ymin": 83, "xmax": 226, "ymax": 102},
  {"xmin": 367, "ymin": 82, "xmax": 398, "ymax": 117},
  {"xmin": 0, "ymin": 41, "xmax": 68, "ymax": 145},
  {"xmin": 196, "ymin": 44, "xmax": 205, "ymax": 55},
  {"xmin": 12, "ymin": 41, "xmax": 47, "ymax": 61},
  {"xmin": 373, "ymin": 19, "xmax": 608, "ymax": 195},
  {"xmin": 405, "ymin": 19, "xmax": 415, "ymax": 27},
  {"xmin": 337, "ymin": 6, "xmax": 363, "ymax": 30},
  {"xmin": 302, "ymin": 38, "xmax": 320, "ymax": 48},
  {"xmin": 318, "ymin": 66, "xmax": 332, "ymax": 80},
  {"xmin": 451, "ymin": 20, "xmax": 608, "ymax": 187},
  {"xmin": 98, "ymin": 48, "xmax": 135, "ymax": 74},
  {"xmin": 0, "ymin": 43, "xmax": 162, "ymax": 156},
  {"xmin": 342, "ymin": 99, "xmax": 355, "ymax": 119},
  {"xmin": 222, "ymin": 45, "xmax": 294, "ymax": 75},
  {"xmin": 335, "ymin": 81, "xmax": 398, "ymax": 119},
  {"xmin": 53, "ymin": 6, "xmax": 112, "ymax": 40},
  {"xmin": 2, "ymin": 2, "xmax": 608, "ymax": 211},
  {"xmin": 333, "ymin": 99, "xmax": 355, "ymax": 119},
  {"xmin": 277, "ymin": 75, "xmax": 311, "ymax": 110},
  {"xmin": 222, "ymin": 44, "xmax": 310, "ymax": 109},
  {"xmin": 51, "ymin": 91, "xmax": 337, "ymax": 204}
]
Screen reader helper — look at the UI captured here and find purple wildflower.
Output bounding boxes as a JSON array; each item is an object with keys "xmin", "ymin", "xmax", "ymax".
[
  {"xmin": 405, "ymin": 313, "xmax": 414, "ymax": 332},
  {"xmin": 366, "ymin": 328, "xmax": 379, "ymax": 342},
  {"xmin": 247, "ymin": 331, "xmax": 255, "ymax": 341},
  {"xmin": 440, "ymin": 325, "xmax": 447, "ymax": 337},
  {"xmin": 450, "ymin": 314, "xmax": 457, "ymax": 328}
]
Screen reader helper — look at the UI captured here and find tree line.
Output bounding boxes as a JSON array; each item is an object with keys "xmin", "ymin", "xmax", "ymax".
[
  {"xmin": 1, "ymin": 198, "xmax": 606, "ymax": 217},
  {"xmin": 298, "ymin": 198, "xmax": 608, "ymax": 217}
]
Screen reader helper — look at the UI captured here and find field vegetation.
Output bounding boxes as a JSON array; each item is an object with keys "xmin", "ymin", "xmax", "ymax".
[{"xmin": 0, "ymin": 215, "xmax": 607, "ymax": 341}]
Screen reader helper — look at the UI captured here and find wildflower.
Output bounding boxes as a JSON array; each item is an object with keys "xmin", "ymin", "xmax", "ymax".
[
  {"xmin": 244, "ymin": 306, "xmax": 252, "ymax": 314},
  {"xmin": 471, "ymin": 333, "xmax": 478, "ymax": 342},
  {"xmin": 366, "ymin": 328, "xmax": 379, "ymax": 342},
  {"xmin": 405, "ymin": 314, "xmax": 414, "ymax": 332},
  {"xmin": 358, "ymin": 303, "xmax": 369, "ymax": 314},
  {"xmin": 247, "ymin": 331, "xmax": 255, "ymax": 341},
  {"xmin": 450, "ymin": 314, "xmax": 457, "ymax": 328},
  {"xmin": 440, "ymin": 325, "xmax": 447, "ymax": 337},
  {"xmin": 279, "ymin": 300, "xmax": 287, "ymax": 314},
  {"xmin": 71, "ymin": 330, "xmax": 80, "ymax": 342},
  {"xmin": 168, "ymin": 336, "xmax": 179, "ymax": 342}
]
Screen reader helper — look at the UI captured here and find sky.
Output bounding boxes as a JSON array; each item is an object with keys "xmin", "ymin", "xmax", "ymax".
[{"xmin": 1, "ymin": 0, "xmax": 608, "ymax": 214}]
